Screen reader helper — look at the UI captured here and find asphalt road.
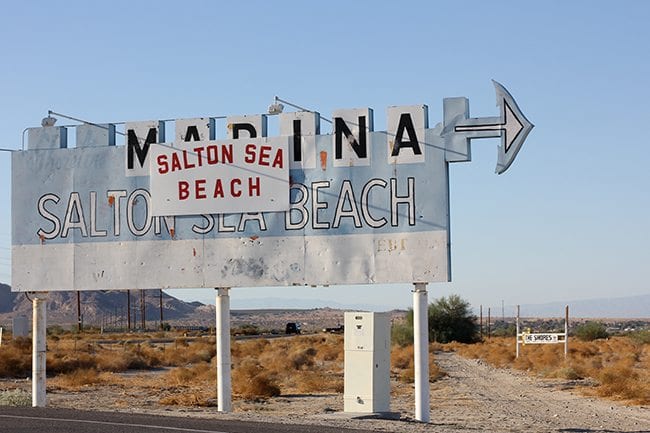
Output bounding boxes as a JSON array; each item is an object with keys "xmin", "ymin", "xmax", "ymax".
[{"xmin": 0, "ymin": 407, "xmax": 374, "ymax": 433}]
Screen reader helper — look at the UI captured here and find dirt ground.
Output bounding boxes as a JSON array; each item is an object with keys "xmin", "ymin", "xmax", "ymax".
[{"xmin": 2, "ymin": 351, "xmax": 649, "ymax": 432}]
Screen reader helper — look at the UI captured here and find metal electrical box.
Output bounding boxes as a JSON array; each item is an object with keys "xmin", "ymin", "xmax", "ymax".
[{"xmin": 344, "ymin": 312, "xmax": 391, "ymax": 413}]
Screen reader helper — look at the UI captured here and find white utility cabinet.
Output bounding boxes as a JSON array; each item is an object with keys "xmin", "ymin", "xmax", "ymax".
[
  {"xmin": 344, "ymin": 311, "xmax": 391, "ymax": 413},
  {"xmin": 12, "ymin": 316, "xmax": 29, "ymax": 338}
]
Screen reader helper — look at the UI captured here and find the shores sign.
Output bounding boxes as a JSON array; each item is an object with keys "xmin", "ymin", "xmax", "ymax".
[{"xmin": 11, "ymin": 81, "xmax": 533, "ymax": 292}]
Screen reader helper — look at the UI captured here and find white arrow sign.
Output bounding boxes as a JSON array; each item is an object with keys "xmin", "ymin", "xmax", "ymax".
[{"xmin": 448, "ymin": 80, "xmax": 534, "ymax": 174}]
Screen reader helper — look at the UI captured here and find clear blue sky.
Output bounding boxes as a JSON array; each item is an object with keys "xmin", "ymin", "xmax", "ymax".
[{"xmin": 1, "ymin": 1, "xmax": 648, "ymax": 313}]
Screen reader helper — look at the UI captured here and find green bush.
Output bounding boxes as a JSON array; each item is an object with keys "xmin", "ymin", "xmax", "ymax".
[
  {"xmin": 574, "ymin": 321, "xmax": 608, "ymax": 341},
  {"xmin": 627, "ymin": 330, "xmax": 650, "ymax": 344},
  {"xmin": 391, "ymin": 322, "xmax": 413, "ymax": 347},
  {"xmin": 428, "ymin": 295, "xmax": 479, "ymax": 343},
  {"xmin": 392, "ymin": 295, "xmax": 479, "ymax": 345}
]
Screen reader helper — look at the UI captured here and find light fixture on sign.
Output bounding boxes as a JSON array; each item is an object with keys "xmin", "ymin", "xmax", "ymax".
[
  {"xmin": 267, "ymin": 96, "xmax": 284, "ymax": 115},
  {"xmin": 268, "ymin": 96, "xmax": 332, "ymax": 124},
  {"xmin": 41, "ymin": 115, "xmax": 57, "ymax": 127}
]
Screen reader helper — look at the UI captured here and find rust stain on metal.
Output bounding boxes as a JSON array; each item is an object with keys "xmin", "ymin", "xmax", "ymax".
[
  {"xmin": 320, "ymin": 151, "xmax": 328, "ymax": 170},
  {"xmin": 192, "ymin": 248, "xmax": 197, "ymax": 257},
  {"xmin": 170, "ymin": 228, "xmax": 176, "ymax": 239},
  {"xmin": 108, "ymin": 196, "xmax": 115, "ymax": 206},
  {"xmin": 39, "ymin": 234, "xmax": 45, "ymax": 244},
  {"xmin": 250, "ymin": 235, "xmax": 259, "ymax": 241}
]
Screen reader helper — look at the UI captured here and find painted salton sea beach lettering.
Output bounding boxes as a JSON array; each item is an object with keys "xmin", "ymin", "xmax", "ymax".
[{"xmin": 11, "ymin": 81, "xmax": 533, "ymax": 292}]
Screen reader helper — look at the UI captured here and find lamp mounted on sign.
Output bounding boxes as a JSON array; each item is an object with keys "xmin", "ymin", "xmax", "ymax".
[{"xmin": 268, "ymin": 96, "xmax": 334, "ymax": 124}]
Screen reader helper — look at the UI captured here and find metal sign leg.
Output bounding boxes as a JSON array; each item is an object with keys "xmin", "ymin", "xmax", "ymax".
[
  {"xmin": 216, "ymin": 287, "xmax": 232, "ymax": 412},
  {"xmin": 32, "ymin": 295, "xmax": 47, "ymax": 407},
  {"xmin": 413, "ymin": 283, "xmax": 430, "ymax": 423}
]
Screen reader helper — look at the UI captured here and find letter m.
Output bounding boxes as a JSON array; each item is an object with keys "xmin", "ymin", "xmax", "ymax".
[{"xmin": 125, "ymin": 120, "xmax": 165, "ymax": 176}]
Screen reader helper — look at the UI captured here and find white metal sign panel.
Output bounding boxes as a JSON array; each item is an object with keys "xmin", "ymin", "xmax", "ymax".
[
  {"xmin": 12, "ymin": 82, "xmax": 533, "ymax": 292},
  {"xmin": 522, "ymin": 333, "xmax": 561, "ymax": 344},
  {"xmin": 149, "ymin": 137, "xmax": 290, "ymax": 216}
]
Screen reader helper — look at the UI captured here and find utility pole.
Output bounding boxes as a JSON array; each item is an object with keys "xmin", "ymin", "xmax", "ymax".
[
  {"xmin": 76, "ymin": 291, "xmax": 82, "ymax": 333},
  {"xmin": 478, "ymin": 304, "xmax": 483, "ymax": 341},
  {"xmin": 487, "ymin": 307, "xmax": 491, "ymax": 340},
  {"xmin": 140, "ymin": 289, "xmax": 146, "ymax": 330},
  {"xmin": 159, "ymin": 289, "xmax": 164, "ymax": 330},
  {"xmin": 127, "ymin": 290, "xmax": 131, "ymax": 331}
]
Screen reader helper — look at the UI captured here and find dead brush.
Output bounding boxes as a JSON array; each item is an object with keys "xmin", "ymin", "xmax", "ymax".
[
  {"xmin": 159, "ymin": 391, "xmax": 216, "ymax": 407},
  {"xmin": 232, "ymin": 339, "xmax": 270, "ymax": 359},
  {"xmin": 165, "ymin": 362, "xmax": 215, "ymax": 387},
  {"xmin": 50, "ymin": 368, "xmax": 108, "ymax": 389},
  {"xmin": 232, "ymin": 357, "xmax": 280, "ymax": 400},
  {"xmin": 292, "ymin": 370, "xmax": 343, "ymax": 394},
  {"xmin": 311, "ymin": 334, "xmax": 343, "ymax": 362},
  {"xmin": 47, "ymin": 352, "xmax": 96, "ymax": 374},
  {"xmin": 391, "ymin": 344, "xmax": 414, "ymax": 383},
  {"xmin": 451, "ymin": 336, "xmax": 650, "ymax": 405},
  {"xmin": 454, "ymin": 338, "xmax": 514, "ymax": 368},
  {"xmin": 390, "ymin": 344, "xmax": 444, "ymax": 383},
  {"xmin": 596, "ymin": 362, "xmax": 647, "ymax": 403},
  {"xmin": 158, "ymin": 342, "xmax": 214, "ymax": 366},
  {"xmin": 0, "ymin": 339, "xmax": 32, "ymax": 377}
]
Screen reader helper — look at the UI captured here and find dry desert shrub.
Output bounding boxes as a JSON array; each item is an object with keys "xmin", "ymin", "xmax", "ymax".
[
  {"xmin": 158, "ymin": 338, "xmax": 216, "ymax": 366},
  {"xmin": 47, "ymin": 352, "xmax": 96, "ymax": 374},
  {"xmin": 391, "ymin": 344, "xmax": 444, "ymax": 383},
  {"xmin": 232, "ymin": 338, "xmax": 270, "ymax": 359},
  {"xmin": 391, "ymin": 344, "xmax": 414, "ymax": 383},
  {"xmin": 165, "ymin": 362, "xmax": 215, "ymax": 387},
  {"xmin": 51, "ymin": 368, "xmax": 106, "ymax": 389},
  {"xmin": 292, "ymin": 370, "xmax": 343, "ymax": 394},
  {"xmin": 452, "ymin": 336, "xmax": 649, "ymax": 405},
  {"xmin": 232, "ymin": 357, "xmax": 280, "ymax": 400},
  {"xmin": 159, "ymin": 390, "xmax": 215, "ymax": 407},
  {"xmin": 0, "ymin": 339, "xmax": 32, "ymax": 377}
]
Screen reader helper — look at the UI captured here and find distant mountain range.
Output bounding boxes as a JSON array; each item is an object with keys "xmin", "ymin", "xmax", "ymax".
[
  {"xmin": 512, "ymin": 294, "xmax": 650, "ymax": 319},
  {"xmin": 0, "ymin": 283, "xmax": 215, "ymax": 327},
  {"xmin": 1, "ymin": 282, "xmax": 648, "ymax": 328}
]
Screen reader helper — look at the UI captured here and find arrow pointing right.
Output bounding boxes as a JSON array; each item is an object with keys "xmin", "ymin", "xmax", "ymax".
[{"xmin": 449, "ymin": 81, "xmax": 534, "ymax": 174}]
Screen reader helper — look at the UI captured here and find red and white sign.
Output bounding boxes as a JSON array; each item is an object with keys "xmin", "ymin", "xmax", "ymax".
[{"xmin": 149, "ymin": 137, "xmax": 289, "ymax": 216}]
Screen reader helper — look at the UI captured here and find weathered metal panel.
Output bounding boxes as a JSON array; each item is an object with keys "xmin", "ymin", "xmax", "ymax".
[
  {"xmin": 279, "ymin": 111, "xmax": 320, "ymax": 170},
  {"xmin": 12, "ymin": 120, "xmax": 450, "ymax": 291},
  {"xmin": 174, "ymin": 118, "xmax": 212, "ymax": 142},
  {"xmin": 226, "ymin": 114, "xmax": 267, "ymax": 139},
  {"xmin": 26, "ymin": 126, "xmax": 68, "ymax": 150},
  {"xmin": 76, "ymin": 124, "xmax": 115, "ymax": 147}
]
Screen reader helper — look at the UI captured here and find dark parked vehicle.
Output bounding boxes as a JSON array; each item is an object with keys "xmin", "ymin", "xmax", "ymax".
[{"xmin": 285, "ymin": 322, "xmax": 301, "ymax": 334}]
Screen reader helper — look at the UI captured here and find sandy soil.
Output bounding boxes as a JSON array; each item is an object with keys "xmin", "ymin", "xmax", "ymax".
[{"xmin": 3, "ymin": 351, "xmax": 649, "ymax": 432}]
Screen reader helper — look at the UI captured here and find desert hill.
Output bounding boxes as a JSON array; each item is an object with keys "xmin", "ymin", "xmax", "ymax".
[
  {"xmin": 0, "ymin": 283, "xmax": 215, "ymax": 328},
  {"xmin": 0, "ymin": 283, "xmax": 359, "ymax": 332}
]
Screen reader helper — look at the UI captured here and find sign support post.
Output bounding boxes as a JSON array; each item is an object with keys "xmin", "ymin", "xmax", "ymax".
[
  {"xmin": 413, "ymin": 282, "xmax": 430, "ymax": 423},
  {"xmin": 32, "ymin": 294, "xmax": 47, "ymax": 407},
  {"xmin": 564, "ymin": 305, "xmax": 569, "ymax": 359},
  {"xmin": 516, "ymin": 305, "xmax": 520, "ymax": 358},
  {"xmin": 216, "ymin": 287, "xmax": 232, "ymax": 412}
]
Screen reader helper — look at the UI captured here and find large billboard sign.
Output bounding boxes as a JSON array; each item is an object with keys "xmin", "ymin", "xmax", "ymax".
[{"xmin": 11, "ymin": 81, "xmax": 532, "ymax": 292}]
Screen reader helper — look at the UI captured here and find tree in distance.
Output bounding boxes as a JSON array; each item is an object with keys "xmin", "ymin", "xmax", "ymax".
[
  {"xmin": 392, "ymin": 294, "xmax": 480, "ymax": 345},
  {"xmin": 574, "ymin": 321, "xmax": 609, "ymax": 341}
]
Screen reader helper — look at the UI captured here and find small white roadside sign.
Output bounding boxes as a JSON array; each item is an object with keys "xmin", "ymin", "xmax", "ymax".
[{"xmin": 522, "ymin": 333, "xmax": 561, "ymax": 344}]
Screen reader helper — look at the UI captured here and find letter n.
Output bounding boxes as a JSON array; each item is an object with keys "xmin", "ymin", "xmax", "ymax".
[{"xmin": 332, "ymin": 108, "xmax": 373, "ymax": 167}]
